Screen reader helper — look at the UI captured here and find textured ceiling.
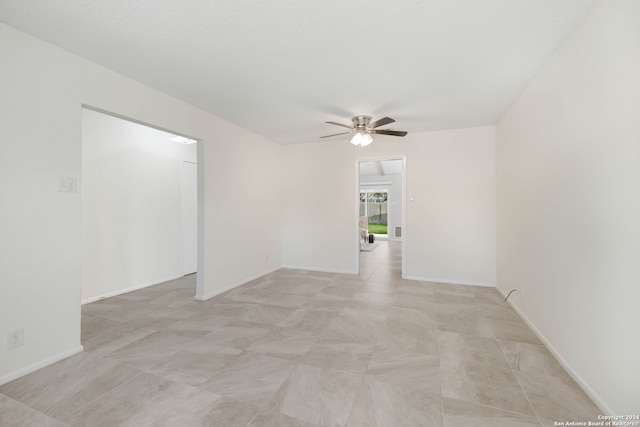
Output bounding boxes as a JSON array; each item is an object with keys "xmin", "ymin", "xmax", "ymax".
[{"xmin": 0, "ymin": 0, "xmax": 595, "ymax": 144}]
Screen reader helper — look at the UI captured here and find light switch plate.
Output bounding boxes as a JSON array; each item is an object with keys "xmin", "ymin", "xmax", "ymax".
[
  {"xmin": 7, "ymin": 328, "xmax": 24, "ymax": 349},
  {"xmin": 58, "ymin": 176, "xmax": 78, "ymax": 193}
]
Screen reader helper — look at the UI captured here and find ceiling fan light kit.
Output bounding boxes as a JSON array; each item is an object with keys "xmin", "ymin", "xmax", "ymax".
[
  {"xmin": 351, "ymin": 131, "xmax": 373, "ymax": 147},
  {"xmin": 321, "ymin": 115, "xmax": 408, "ymax": 146}
]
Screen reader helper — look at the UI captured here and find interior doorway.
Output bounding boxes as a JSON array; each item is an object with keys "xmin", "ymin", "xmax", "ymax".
[
  {"xmin": 81, "ymin": 106, "xmax": 199, "ymax": 303},
  {"xmin": 356, "ymin": 156, "xmax": 406, "ymax": 279}
]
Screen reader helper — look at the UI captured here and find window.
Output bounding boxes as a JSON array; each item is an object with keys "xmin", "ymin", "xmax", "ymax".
[{"xmin": 360, "ymin": 189, "xmax": 388, "ymax": 235}]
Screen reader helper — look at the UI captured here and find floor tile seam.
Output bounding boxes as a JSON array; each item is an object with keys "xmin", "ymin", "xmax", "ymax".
[
  {"xmin": 494, "ymin": 332, "xmax": 544, "ymax": 424},
  {"xmin": 437, "ymin": 331, "xmax": 513, "ymax": 367},
  {"xmin": 207, "ymin": 362, "xmax": 298, "ymax": 409},
  {"xmin": 434, "ymin": 318, "xmax": 442, "ymax": 367},
  {"xmin": 473, "ymin": 299, "xmax": 509, "ymax": 309},
  {"xmin": 244, "ymin": 409, "xmax": 261, "ymax": 427},
  {"xmin": 394, "ymin": 290, "xmax": 436, "ymax": 300},
  {"xmin": 278, "ymin": 323, "xmax": 332, "ymax": 338},
  {"xmin": 513, "ymin": 366, "xmax": 590, "ymax": 399},
  {"xmin": 363, "ymin": 370, "xmax": 444, "ymax": 395},
  {"xmin": 442, "ymin": 396, "xmax": 542, "ymax": 422},
  {"xmin": 490, "ymin": 335, "xmax": 543, "ymax": 346},
  {"xmin": 83, "ymin": 312, "xmax": 142, "ymax": 326},
  {"xmin": 351, "ymin": 368, "xmax": 445, "ymax": 424},
  {"xmin": 250, "ymin": 369, "xmax": 328, "ymax": 427},
  {"xmin": 368, "ymin": 344, "xmax": 441, "ymax": 364},
  {"xmin": 483, "ymin": 313, "xmax": 534, "ymax": 329},
  {"xmin": 438, "ymin": 355, "xmax": 540, "ymax": 418},
  {"xmin": 140, "ymin": 347, "xmax": 230, "ymax": 373},
  {"xmin": 359, "ymin": 332, "xmax": 388, "ymax": 376},
  {"xmin": 480, "ymin": 313, "xmax": 524, "ymax": 323},
  {"xmin": 386, "ymin": 303, "xmax": 439, "ymax": 317},
  {"xmin": 1, "ymin": 392, "xmax": 58, "ymax": 423},
  {"xmin": 439, "ymin": 393, "xmax": 446, "ymax": 426},
  {"xmin": 494, "ymin": 338, "xmax": 551, "ymax": 355},
  {"xmin": 35, "ymin": 351, "xmax": 133, "ymax": 415},
  {"xmin": 379, "ymin": 323, "xmax": 439, "ymax": 340},
  {"xmin": 460, "ymin": 309, "xmax": 499, "ymax": 341},
  {"xmin": 333, "ymin": 303, "xmax": 378, "ymax": 318},
  {"xmin": 434, "ymin": 321, "xmax": 499, "ymax": 341},
  {"xmin": 439, "ymin": 354, "xmax": 520, "ymax": 383},
  {"xmin": 146, "ymin": 329, "xmax": 207, "ymax": 353},
  {"xmin": 342, "ymin": 362, "xmax": 375, "ymax": 427},
  {"xmin": 51, "ymin": 369, "xmax": 147, "ymax": 425},
  {"xmin": 80, "ymin": 312, "xmax": 101, "ymax": 320},
  {"xmin": 87, "ymin": 347, "xmax": 145, "ymax": 371},
  {"xmin": 355, "ymin": 288, "xmax": 398, "ymax": 298},
  {"xmin": 137, "ymin": 366, "xmax": 226, "ymax": 399},
  {"xmin": 439, "ymin": 351, "xmax": 513, "ymax": 373},
  {"xmin": 247, "ymin": 346, "xmax": 319, "ymax": 363},
  {"xmin": 105, "ymin": 372, "xmax": 242, "ymax": 425},
  {"xmin": 305, "ymin": 364, "xmax": 371, "ymax": 378},
  {"xmin": 97, "ymin": 344, "xmax": 180, "ymax": 373},
  {"xmin": 202, "ymin": 374, "xmax": 282, "ymax": 404},
  {"xmin": 387, "ymin": 304, "xmax": 438, "ymax": 315},
  {"xmin": 470, "ymin": 291, "xmax": 488, "ymax": 306},
  {"xmin": 295, "ymin": 355, "xmax": 372, "ymax": 375},
  {"xmin": 216, "ymin": 349, "xmax": 293, "ymax": 376},
  {"xmin": 0, "ymin": 354, "xmax": 110, "ymax": 416}
]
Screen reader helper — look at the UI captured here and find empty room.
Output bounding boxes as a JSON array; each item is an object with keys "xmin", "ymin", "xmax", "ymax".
[{"xmin": 0, "ymin": 0, "xmax": 638, "ymax": 426}]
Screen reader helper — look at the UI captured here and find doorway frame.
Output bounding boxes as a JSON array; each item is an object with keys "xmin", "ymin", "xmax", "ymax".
[
  {"xmin": 80, "ymin": 104, "xmax": 203, "ymax": 301},
  {"xmin": 354, "ymin": 155, "xmax": 407, "ymax": 278}
]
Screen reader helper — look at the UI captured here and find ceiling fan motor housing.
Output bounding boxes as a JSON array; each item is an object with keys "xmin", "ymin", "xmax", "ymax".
[{"xmin": 352, "ymin": 115, "xmax": 372, "ymax": 132}]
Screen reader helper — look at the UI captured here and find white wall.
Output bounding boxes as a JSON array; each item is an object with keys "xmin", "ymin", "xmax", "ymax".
[
  {"xmin": 281, "ymin": 127, "xmax": 496, "ymax": 286},
  {"xmin": 496, "ymin": 0, "xmax": 640, "ymax": 414},
  {"xmin": 281, "ymin": 142, "xmax": 358, "ymax": 274},
  {"xmin": 0, "ymin": 22, "xmax": 282, "ymax": 383},
  {"xmin": 360, "ymin": 173, "xmax": 403, "ymax": 239},
  {"xmin": 198, "ymin": 117, "xmax": 283, "ymax": 300},
  {"xmin": 81, "ymin": 109, "xmax": 196, "ymax": 303}
]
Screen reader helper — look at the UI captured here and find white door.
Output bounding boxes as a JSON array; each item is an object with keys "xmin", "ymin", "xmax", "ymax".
[{"xmin": 182, "ymin": 161, "xmax": 197, "ymax": 275}]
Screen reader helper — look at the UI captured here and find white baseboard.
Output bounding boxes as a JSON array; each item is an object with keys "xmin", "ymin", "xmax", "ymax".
[
  {"xmin": 281, "ymin": 265, "xmax": 357, "ymax": 275},
  {"xmin": 194, "ymin": 267, "xmax": 281, "ymax": 301},
  {"xmin": 495, "ymin": 287, "xmax": 613, "ymax": 416},
  {"xmin": 81, "ymin": 274, "xmax": 185, "ymax": 304},
  {"xmin": 0, "ymin": 345, "xmax": 84, "ymax": 386},
  {"xmin": 403, "ymin": 275, "xmax": 495, "ymax": 287}
]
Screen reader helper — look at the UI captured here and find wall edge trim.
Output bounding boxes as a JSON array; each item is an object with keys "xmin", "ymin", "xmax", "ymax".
[
  {"xmin": 280, "ymin": 265, "xmax": 357, "ymax": 275},
  {"xmin": 404, "ymin": 275, "xmax": 495, "ymax": 287},
  {"xmin": 195, "ymin": 267, "xmax": 281, "ymax": 301},
  {"xmin": 495, "ymin": 287, "xmax": 613, "ymax": 415},
  {"xmin": 0, "ymin": 345, "xmax": 84, "ymax": 386},
  {"xmin": 81, "ymin": 274, "xmax": 185, "ymax": 304}
]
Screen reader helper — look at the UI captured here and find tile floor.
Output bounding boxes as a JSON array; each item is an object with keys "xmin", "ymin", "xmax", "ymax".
[{"xmin": 1, "ymin": 241, "xmax": 602, "ymax": 426}]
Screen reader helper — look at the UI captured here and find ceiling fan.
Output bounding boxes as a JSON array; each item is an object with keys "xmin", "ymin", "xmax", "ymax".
[{"xmin": 320, "ymin": 115, "xmax": 408, "ymax": 146}]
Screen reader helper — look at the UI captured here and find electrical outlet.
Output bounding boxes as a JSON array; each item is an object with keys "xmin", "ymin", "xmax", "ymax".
[{"xmin": 7, "ymin": 328, "xmax": 24, "ymax": 349}]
